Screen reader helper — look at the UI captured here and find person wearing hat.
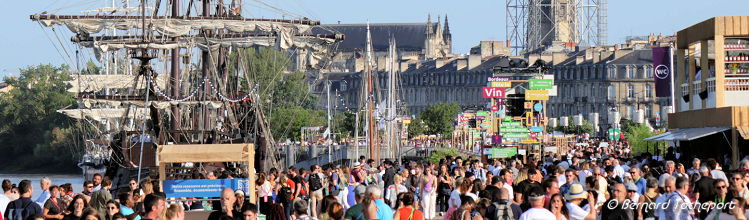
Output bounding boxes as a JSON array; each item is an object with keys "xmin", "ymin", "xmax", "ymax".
[
  {"xmin": 565, "ymin": 184, "xmax": 596, "ymax": 220},
  {"xmin": 234, "ymin": 189, "xmax": 245, "ymax": 212},
  {"xmin": 343, "ymin": 185, "xmax": 367, "ymax": 220},
  {"xmin": 518, "ymin": 186, "xmax": 555, "ymax": 220},
  {"xmin": 625, "ymin": 182, "xmax": 640, "ymax": 204}
]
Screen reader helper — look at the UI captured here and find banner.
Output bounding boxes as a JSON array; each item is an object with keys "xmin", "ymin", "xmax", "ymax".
[
  {"xmin": 652, "ymin": 47, "xmax": 672, "ymax": 97},
  {"xmin": 482, "ymin": 87, "xmax": 506, "ymax": 98},
  {"xmin": 492, "ymin": 147, "xmax": 517, "ymax": 159},
  {"xmin": 163, "ymin": 179, "xmax": 250, "ymax": 198},
  {"xmin": 525, "ymin": 90, "xmax": 549, "ymax": 101},
  {"xmin": 529, "ymin": 79, "xmax": 553, "ymax": 90}
]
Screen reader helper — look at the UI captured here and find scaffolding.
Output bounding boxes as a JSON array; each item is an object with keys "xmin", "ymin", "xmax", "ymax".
[{"xmin": 506, "ymin": 0, "xmax": 607, "ymax": 55}]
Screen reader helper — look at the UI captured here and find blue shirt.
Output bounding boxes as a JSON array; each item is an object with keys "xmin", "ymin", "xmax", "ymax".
[
  {"xmin": 34, "ymin": 190, "xmax": 50, "ymax": 206},
  {"xmin": 374, "ymin": 199, "xmax": 394, "ymax": 220},
  {"xmin": 120, "ymin": 205, "xmax": 141, "ymax": 220},
  {"xmin": 635, "ymin": 177, "xmax": 647, "ymax": 195}
]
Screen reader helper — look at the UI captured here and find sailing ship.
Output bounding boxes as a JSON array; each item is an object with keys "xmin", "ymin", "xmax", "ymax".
[{"xmin": 30, "ymin": 0, "xmax": 342, "ymax": 184}]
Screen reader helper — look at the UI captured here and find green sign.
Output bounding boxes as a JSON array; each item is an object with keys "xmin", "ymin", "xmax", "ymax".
[
  {"xmin": 503, "ymin": 116, "xmax": 512, "ymax": 121},
  {"xmin": 501, "ymin": 122, "xmax": 522, "ymax": 127},
  {"xmin": 476, "ymin": 111, "xmax": 490, "ymax": 118},
  {"xmin": 529, "ymin": 79, "xmax": 553, "ymax": 90},
  {"xmin": 492, "ymin": 147, "xmax": 518, "ymax": 159},
  {"xmin": 499, "ymin": 128, "xmax": 529, "ymax": 133},
  {"xmin": 503, "ymin": 133, "xmax": 530, "ymax": 139},
  {"xmin": 608, "ymin": 128, "xmax": 621, "ymax": 140}
]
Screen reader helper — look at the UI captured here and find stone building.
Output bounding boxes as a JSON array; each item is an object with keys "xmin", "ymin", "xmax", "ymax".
[{"xmin": 548, "ymin": 46, "xmax": 670, "ymax": 133}]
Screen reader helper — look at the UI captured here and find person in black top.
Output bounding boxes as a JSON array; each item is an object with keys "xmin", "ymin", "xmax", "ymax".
[
  {"xmin": 4, "ymin": 180, "xmax": 42, "ymax": 220},
  {"xmin": 207, "ymin": 189, "xmax": 242, "ymax": 220},
  {"xmin": 601, "ymin": 183, "xmax": 633, "ymax": 220},
  {"xmin": 694, "ymin": 166, "xmax": 715, "ymax": 205},
  {"xmin": 42, "ymin": 185, "xmax": 65, "ymax": 220},
  {"xmin": 515, "ymin": 168, "xmax": 542, "ymax": 210},
  {"xmin": 480, "ymin": 176, "xmax": 502, "ymax": 202}
]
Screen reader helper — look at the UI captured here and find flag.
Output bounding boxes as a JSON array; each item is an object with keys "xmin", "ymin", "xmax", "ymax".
[{"xmin": 652, "ymin": 47, "xmax": 672, "ymax": 97}]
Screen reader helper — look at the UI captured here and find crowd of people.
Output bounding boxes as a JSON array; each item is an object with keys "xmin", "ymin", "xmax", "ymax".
[
  {"xmin": 8, "ymin": 140, "xmax": 749, "ymax": 220},
  {"xmin": 252, "ymin": 143, "xmax": 749, "ymax": 220}
]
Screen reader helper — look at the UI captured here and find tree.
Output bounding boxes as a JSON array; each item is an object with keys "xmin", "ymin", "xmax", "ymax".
[
  {"xmin": 269, "ymin": 107, "xmax": 326, "ymax": 141},
  {"xmin": 623, "ymin": 121, "xmax": 657, "ymax": 154},
  {"xmin": 0, "ymin": 64, "xmax": 79, "ymax": 172},
  {"xmin": 554, "ymin": 117, "xmax": 594, "ymax": 135},
  {"xmin": 427, "ymin": 146, "xmax": 460, "ymax": 164},
  {"xmin": 418, "ymin": 103, "xmax": 461, "ymax": 138},
  {"xmin": 407, "ymin": 118, "xmax": 427, "ymax": 138}
]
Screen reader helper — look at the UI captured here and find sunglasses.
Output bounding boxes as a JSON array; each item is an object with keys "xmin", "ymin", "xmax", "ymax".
[
  {"xmin": 107, "ymin": 207, "xmax": 118, "ymax": 210},
  {"xmin": 87, "ymin": 186, "xmax": 94, "ymax": 188},
  {"xmin": 717, "ymin": 185, "xmax": 727, "ymax": 189}
]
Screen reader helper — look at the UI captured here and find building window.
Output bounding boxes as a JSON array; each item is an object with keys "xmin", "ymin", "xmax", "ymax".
[
  {"xmin": 591, "ymin": 85, "xmax": 597, "ymax": 98},
  {"xmin": 608, "ymin": 85, "xmax": 616, "ymax": 100},
  {"xmin": 645, "ymin": 85, "xmax": 652, "ymax": 99},
  {"xmin": 645, "ymin": 66, "xmax": 652, "ymax": 79},
  {"xmin": 627, "ymin": 66, "xmax": 635, "ymax": 79},
  {"xmin": 645, "ymin": 105, "xmax": 652, "ymax": 119},
  {"xmin": 608, "ymin": 67, "xmax": 615, "ymax": 79},
  {"xmin": 628, "ymin": 105, "xmax": 635, "ymax": 119},
  {"xmin": 627, "ymin": 85, "xmax": 635, "ymax": 98}
]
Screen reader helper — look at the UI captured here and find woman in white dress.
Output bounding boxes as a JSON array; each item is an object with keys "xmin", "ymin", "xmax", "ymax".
[{"xmin": 421, "ymin": 167, "xmax": 438, "ymax": 219}]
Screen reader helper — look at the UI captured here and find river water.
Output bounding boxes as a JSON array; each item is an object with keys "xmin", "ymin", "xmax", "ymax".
[{"xmin": 0, "ymin": 174, "xmax": 84, "ymax": 199}]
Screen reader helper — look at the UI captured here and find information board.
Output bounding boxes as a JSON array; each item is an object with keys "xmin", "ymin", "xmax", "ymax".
[
  {"xmin": 492, "ymin": 147, "xmax": 518, "ymax": 159},
  {"xmin": 163, "ymin": 179, "xmax": 250, "ymax": 198}
]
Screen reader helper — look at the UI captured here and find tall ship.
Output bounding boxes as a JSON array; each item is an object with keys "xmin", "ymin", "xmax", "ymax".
[{"xmin": 30, "ymin": 0, "xmax": 342, "ymax": 187}]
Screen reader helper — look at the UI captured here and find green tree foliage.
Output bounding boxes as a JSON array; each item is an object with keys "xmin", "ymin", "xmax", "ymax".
[
  {"xmin": 416, "ymin": 103, "xmax": 461, "ymax": 138},
  {"xmin": 407, "ymin": 117, "xmax": 426, "ymax": 138},
  {"xmin": 228, "ymin": 47, "xmax": 323, "ymax": 141},
  {"xmin": 427, "ymin": 146, "xmax": 460, "ymax": 164},
  {"xmin": 0, "ymin": 64, "xmax": 79, "ymax": 172},
  {"xmin": 622, "ymin": 120, "xmax": 657, "ymax": 154}
]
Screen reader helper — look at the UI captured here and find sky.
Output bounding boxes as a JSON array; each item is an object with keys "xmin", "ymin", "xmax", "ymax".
[{"xmin": 2, "ymin": 0, "xmax": 748, "ymax": 78}]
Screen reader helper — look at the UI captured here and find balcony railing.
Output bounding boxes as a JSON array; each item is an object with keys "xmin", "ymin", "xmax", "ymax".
[
  {"xmin": 692, "ymin": 81, "xmax": 702, "ymax": 94},
  {"xmin": 726, "ymin": 77, "xmax": 749, "ymax": 91},
  {"xmin": 707, "ymin": 78, "xmax": 716, "ymax": 92},
  {"xmin": 681, "ymin": 83, "xmax": 689, "ymax": 96}
]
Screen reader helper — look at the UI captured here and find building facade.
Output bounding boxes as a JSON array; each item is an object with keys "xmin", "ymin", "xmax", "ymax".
[{"xmin": 548, "ymin": 47, "xmax": 670, "ymax": 133}]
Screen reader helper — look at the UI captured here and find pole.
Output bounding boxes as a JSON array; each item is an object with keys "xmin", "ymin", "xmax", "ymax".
[
  {"xmin": 170, "ymin": 0, "xmax": 180, "ymax": 142},
  {"xmin": 669, "ymin": 46, "xmax": 676, "ymax": 113},
  {"xmin": 354, "ymin": 112, "xmax": 359, "ymax": 166},
  {"xmin": 327, "ymin": 80, "xmax": 332, "ymax": 163},
  {"xmin": 136, "ymin": 67, "xmax": 151, "ymax": 185}
]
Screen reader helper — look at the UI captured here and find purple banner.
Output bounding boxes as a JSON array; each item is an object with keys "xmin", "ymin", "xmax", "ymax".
[{"xmin": 652, "ymin": 47, "xmax": 672, "ymax": 97}]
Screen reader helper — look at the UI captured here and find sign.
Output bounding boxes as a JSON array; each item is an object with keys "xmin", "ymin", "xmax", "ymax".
[
  {"xmin": 492, "ymin": 105, "xmax": 499, "ymax": 112},
  {"xmin": 520, "ymin": 139, "xmax": 539, "ymax": 144},
  {"xmin": 524, "ymin": 102, "xmax": 533, "ymax": 109},
  {"xmin": 492, "ymin": 135, "xmax": 502, "ymax": 144},
  {"xmin": 533, "ymin": 103, "xmax": 543, "ymax": 111},
  {"xmin": 503, "ymin": 133, "xmax": 530, "ymax": 138},
  {"xmin": 492, "ymin": 147, "xmax": 517, "ymax": 159},
  {"xmin": 608, "ymin": 128, "xmax": 621, "ymax": 140},
  {"xmin": 504, "ymin": 116, "xmax": 512, "ymax": 121},
  {"xmin": 652, "ymin": 47, "xmax": 672, "ymax": 97},
  {"xmin": 518, "ymin": 149, "xmax": 527, "ymax": 155},
  {"xmin": 501, "ymin": 121, "xmax": 522, "ymax": 127},
  {"xmin": 499, "ymin": 127, "xmax": 529, "ymax": 133},
  {"xmin": 491, "ymin": 81, "xmax": 511, "ymax": 87},
  {"xmin": 476, "ymin": 116, "xmax": 486, "ymax": 121},
  {"xmin": 544, "ymin": 146, "xmax": 559, "ymax": 154},
  {"xmin": 530, "ymin": 126, "xmax": 543, "ymax": 133},
  {"xmin": 525, "ymin": 90, "xmax": 549, "ymax": 101},
  {"xmin": 459, "ymin": 116, "xmax": 470, "ymax": 122},
  {"xmin": 529, "ymin": 79, "xmax": 553, "ymax": 90},
  {"xmin": 487, "ymin": 76, "xmax": 510, "ymax": 82},
  {"xmin": 482, "ymin": 87, "xmax": 506, "ymax": 98},
  {"xmin": 483, "ymin": 148, "xmax": 492, "ymax": 155},
  {"xmin": 164, "ymin": 179, "xmax": 250, "ymax": 198}
]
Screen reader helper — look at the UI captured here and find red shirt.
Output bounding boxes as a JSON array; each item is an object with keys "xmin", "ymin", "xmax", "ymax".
[{"xmin": 397, "ymin": 207, "xmax": 424, "ymax": 220}]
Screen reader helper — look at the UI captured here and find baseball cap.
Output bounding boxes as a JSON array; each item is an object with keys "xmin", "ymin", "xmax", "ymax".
[{"xmin": 355, "ymin": 185, "xmax": 367, "ymax": 197}]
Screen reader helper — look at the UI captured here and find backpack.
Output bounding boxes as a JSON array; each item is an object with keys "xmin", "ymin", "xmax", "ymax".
[
  {"xmin": 490, "ymin": 201, "xmax": 514, "ymax": 220},
  {"xmin": 278, "ymin": 186, "xmax": 293, "ymax": 204},
  {"xmin": 309, "ymin": 173, "xmax": 323, "ymax": 192},
  {"xmin": 7, "ymin": 200, "xmax": 33, "ymax": 220}
]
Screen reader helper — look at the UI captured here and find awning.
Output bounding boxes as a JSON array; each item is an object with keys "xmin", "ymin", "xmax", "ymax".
[
  {"xmin": 738, "ymin": 126, "xmax": 749, "ymax": 140},
  {"xmin": 643, "ymin": 126, "xmax": 731, "ymax": 141},
  {"xmin": 158, "ymin": 143, "xmax": 254, "ymax": 163}
]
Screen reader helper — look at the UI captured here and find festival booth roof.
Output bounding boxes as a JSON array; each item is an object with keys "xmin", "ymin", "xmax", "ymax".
[
  {"xmin": 643, "ymin": 127, "xmax": 731, "ymax": 141},
  {"xmin": 158, "ymin": 143, "xmax": 253, "ymax": 163}
]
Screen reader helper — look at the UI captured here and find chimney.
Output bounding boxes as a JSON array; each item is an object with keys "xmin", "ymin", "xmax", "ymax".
[
  {"xmin": 614, "ymin": 50, "xmax": 632, "ymax": 60},
  {"xmin": 576, "ymin": 56, "xmax": 585, "ymax": 65},
  {"xmin": 480, "ymin": 41, "xmax": 491, "ymax": 59},
  {"xmin": 400, "ymin": 61, "xmax": 410, "ymax": 72},
  {"xmin": 585, "ymin": 49, "xmax": 594, "ymax": 61},
  {"xmin": 435, "ymin": 59, "xmax": 447, "ymax": 69},
  {"xmin": 552, "ymin": 52, "xmax": 567, "ymax": 65},
  {"xmin": 456, "ymin": 59, "xmax": 467, "ymax": 70},
  {"xmin": 468, "ymin": 54, "xmax": 481, "ymax": 70},
  {"xmin": 593, "ymin": 51, "xmax": 601, "ymax": 63}
]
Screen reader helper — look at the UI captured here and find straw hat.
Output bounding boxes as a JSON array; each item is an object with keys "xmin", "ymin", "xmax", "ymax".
[{"xmin": 565, "ymin": 184, "xmax": 588, "ymax": 200}]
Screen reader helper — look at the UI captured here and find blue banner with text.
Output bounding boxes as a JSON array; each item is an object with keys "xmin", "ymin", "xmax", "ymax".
[{"xmin": 163, "ymin": 179, "xmax": 250, "ymax": 198}]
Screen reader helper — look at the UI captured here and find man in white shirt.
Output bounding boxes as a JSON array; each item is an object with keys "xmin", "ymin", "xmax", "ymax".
[
  {"xmin": 519, "ymin": 189, "xmax": 555, "ymax": 220},
  {"xmin": 34, "ymin": 177, "xmax": 51, "ymax": 207},
  {"xmin": 664, "ymin": 176, "xmax": 693, "ymax": 220},
  {"xmin": 655, "ymin": 175, "xmax": 675, "ymax": 219},
  {"xmin": 499, "ymin": 169, "xmax": 515, "ymax": 201},
  {"xmin": 0, "ymin": 179, "xmax": 11, "ymax": 215},
  {"xmin": 686, "ymin": 158, "xmax": 701, "ymax": 176},
  {"xmin": 708, "ymin": 159, "xmax": 729, "ymax": 183}
]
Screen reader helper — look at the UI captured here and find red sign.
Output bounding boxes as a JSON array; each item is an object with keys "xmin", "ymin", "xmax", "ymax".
[
  {"xmin": 492, "ymin": 105, "xmax": 498, "ymax": 112},
  {"xmin": 531, "ymin": 133, "xmax": 537, "ymax": 139},
  {"xmin": 458, "ymin": 116, "xmax": 470, "ymax": 122},
  {"xmin": 482, "ymin": 87, "xmax": 505, "ymax": 98}
]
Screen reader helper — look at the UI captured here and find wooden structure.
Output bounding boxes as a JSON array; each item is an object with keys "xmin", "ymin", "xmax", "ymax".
[
  {"xmin": 668, "ymin": 16, "xmax": 749, "ymax": 168},
  {"xmin": 158, "ymin": 143, "xmax": 256, "ymax": 202}
]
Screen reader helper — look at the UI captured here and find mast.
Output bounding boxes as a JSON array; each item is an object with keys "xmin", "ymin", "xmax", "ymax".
[
  {"xmin": 201, "ymin": 0, "xmax": 211, "ymax": 137},
  {"xmin": 387, "ymin": 37, "xmax": 397, "ymax": 161},
  {"xmin": 170, "ymin": 0, "xmax": 181, "ymax": 141},
  {"xmin": 365, "ymin": 22, "xmax": 375, "ymax": 161}
]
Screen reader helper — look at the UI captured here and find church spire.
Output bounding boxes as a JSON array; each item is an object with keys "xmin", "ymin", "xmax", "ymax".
[
  {"xmin": 426, "ymin": 13, "xmax": 433, "ymax": 34},
  {"xmin": 443, "ymin": 14, "xmax": 450, "ymax": 36}
]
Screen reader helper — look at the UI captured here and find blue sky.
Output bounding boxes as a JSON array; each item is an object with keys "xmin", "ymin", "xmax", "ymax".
[{"xmin": 2, "ymin": 0, "xmax": 748, "ymax": 78}]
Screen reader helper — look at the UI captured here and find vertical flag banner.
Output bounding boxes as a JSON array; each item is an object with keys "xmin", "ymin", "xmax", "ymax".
[{"xmin": 652, "ymin": 47, "xmax": 672, "ymax": 97}]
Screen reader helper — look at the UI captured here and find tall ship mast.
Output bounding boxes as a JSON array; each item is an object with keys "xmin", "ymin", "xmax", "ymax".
[{"xmin": 30, "ymin": 0, "xmax": 342, "ymax": 182}]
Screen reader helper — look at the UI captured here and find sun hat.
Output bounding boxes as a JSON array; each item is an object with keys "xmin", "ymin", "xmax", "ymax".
[
  {"xmin": 625, "ymin": 182, "xmax": 638, "ymax": 192},
  {"xmin": 564, "ymin": 184, "xmax": 588, "ymax": 200}
]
